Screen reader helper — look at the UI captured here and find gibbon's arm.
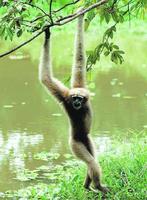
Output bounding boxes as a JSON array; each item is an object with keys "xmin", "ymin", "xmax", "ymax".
[
  {"xmin": 39, "ymin": 28, "xmax": 69, "ymax": 102},
  {"xmin": 71, "ymin": 14, "xmax": 86, "ymax": 88}
]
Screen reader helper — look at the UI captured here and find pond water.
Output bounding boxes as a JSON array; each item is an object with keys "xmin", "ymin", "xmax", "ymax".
[{"xmin": 0, "ymin": 56, "xmax": 146, "ymax": 192}]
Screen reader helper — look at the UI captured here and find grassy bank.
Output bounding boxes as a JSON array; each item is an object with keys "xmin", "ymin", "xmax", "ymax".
[{"xmin": 2, "ymin": 136, "xmax": 146, "ymax": 200}]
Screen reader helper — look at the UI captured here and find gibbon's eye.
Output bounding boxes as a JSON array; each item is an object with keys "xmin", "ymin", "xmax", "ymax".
[{"xmin": 71, "ymin": 95, "xmax": 85, "ymax": 110}]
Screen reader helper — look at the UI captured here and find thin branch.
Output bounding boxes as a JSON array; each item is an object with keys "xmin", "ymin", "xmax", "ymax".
[
  {"xmin": 56, "ymin": 0, "xmax": 108, "ymax": 25},
  {"xmin": 54, "ymin": 0, "xmax": 80, "ymax": 13},
  {"xmin": 31, "ymin": 15, "xmax": 47, "ymax": 23},
  {"xmin": 118, "ymin": 0, "xmax": 134, "ymax": 10},
  {"xmin": 56, "ymin": 14, "xmax": 75, "ymax": 22},
  {"xmin": 23, "ymin": 15, "xmax": 49, "ymax": 24},
  {"xmin": 22, "ymin": 2, "xmax": 49, "ymax": 16},
  {"xmin": 0, "ymin": 30, "xmax": 45, "ymax": 58},
  {"xmin": 0, "ymin": 0, "xmax": 108, "ymax": 58}
]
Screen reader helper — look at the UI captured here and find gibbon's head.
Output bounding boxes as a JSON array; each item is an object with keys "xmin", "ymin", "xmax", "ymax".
[{"xmin": 68, "ymin": 88, "xmax": 89, "ymax": 110}]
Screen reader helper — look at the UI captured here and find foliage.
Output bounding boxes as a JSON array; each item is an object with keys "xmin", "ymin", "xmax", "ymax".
[
  {"xmin": 15, "ymin": 169, "xmax": 39, "ymax": 181},
  {"xmin": 87, "ymin": 25, "xmax": 125, "ymax": 70},
  {"xmin": 1, "ymin": 136, "xmax": 146, "ymax": 199},
  {"xmin": 34, "ymin": 152, "xmax": 60, "ymax": 161},
  {"xmin": 86, "ymin": 0, "xmax": 147, "ymax": 69},
  {"xmin": 0, "ymin": 0, "xmax": 147, "ymax": 65}
]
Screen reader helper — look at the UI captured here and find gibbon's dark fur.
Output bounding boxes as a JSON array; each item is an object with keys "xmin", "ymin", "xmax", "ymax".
[{"xmin": 39, "ymin": 14, "xmax": 108, "ymax": 193}]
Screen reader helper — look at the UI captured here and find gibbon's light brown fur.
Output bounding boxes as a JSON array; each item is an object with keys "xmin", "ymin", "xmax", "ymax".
[{"xmin": 39, "ymin": 14, "xmax": 109, "ymax": 193}]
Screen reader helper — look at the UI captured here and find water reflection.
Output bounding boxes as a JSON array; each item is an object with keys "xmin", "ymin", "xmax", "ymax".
[
  {"xmin": 0, "ymin": 132, "xmax": 43, "ymax": 171},
  {"xmin": 95, "ymin": 136, "xmax": 112, "ymax": 154}
]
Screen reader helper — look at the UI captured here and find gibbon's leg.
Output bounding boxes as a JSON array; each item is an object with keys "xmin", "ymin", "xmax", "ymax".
[
  {"xmin": 39, "ymin": 28, "xmax": 69, "ymax": 102},
  {"xmin": 83, "ymin": 136, "xmax": 95, "ymax": 189},
  {"xmin": 70, "ymin": 137, "xmax": 108, "ymax": 193},
  {"xmin": 84, "ymin": 174, "xmax": 91, "ymax": 189},
  {"xmin": 71, "ymin": 14, "xmax": 86, "ymax": 88}
]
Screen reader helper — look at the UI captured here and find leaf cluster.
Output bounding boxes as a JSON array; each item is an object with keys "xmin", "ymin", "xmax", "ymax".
[
  {"xmin": 0, "ymin": 0, "xmax": 50, "ymax": 40},
  {"xmin": 87, "ymin": 25, "xmax": 125, "ymax": 70},
  {"xmin": 0, "ymin": 0, "xmax": 146, "ymax": 63},
  {"xmin": 86, "ymin": 0, "xmax": 147, "ymax": 68}
]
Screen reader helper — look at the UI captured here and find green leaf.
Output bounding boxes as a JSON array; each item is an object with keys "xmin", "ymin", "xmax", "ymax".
[
  {"xmin": 113, "ymin": 45, "xmax": 119, "ymax": 49},
  {"xmin": 119, "ymin": 14, "xmax": 124, "ymax": 23},
  {"xmin": 0, "ymin": 27, "xmax": 5, "ymax": 37},
  {"xmin": 111, "ymin": 12, "xmax": 119, "ymax": 22},
  {"xmin": 111, "ymin": 26, "xmax": 116, "ymax": 32},
  {"xmin": 104, "ymin": 51, "xmax": 110, "ymax": 56},
  {"xmin": 104, "ymin": 12, "xmax": 111, "ymax": 24},
  {"xmin": 110, "ymin": 31, "xmax": 113, "ymax": 39},
  {"xmin": 6, "ymin": 27, "xmax": 13, "ymax": 41},
  {"xmin": 118, "ymin": 50, "xmax": 125, "ymax": 54},
  {"xmin": 16, "ymin": 29, "xmax": 23, "ymax": 37},
  {"xmin": 111, "ymin": 52, "xmax": 118, "ymax": 64}
]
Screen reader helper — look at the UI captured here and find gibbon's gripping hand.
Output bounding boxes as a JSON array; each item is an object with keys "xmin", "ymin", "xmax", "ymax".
[{"xmin": 45, "ymin": 28, "xmax": 51, "ymax": 40}]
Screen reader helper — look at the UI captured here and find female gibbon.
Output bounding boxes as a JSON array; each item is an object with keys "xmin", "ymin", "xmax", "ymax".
[{"xmin": 39, "ymin": 14, "xmax": 108, "ymax": 193}]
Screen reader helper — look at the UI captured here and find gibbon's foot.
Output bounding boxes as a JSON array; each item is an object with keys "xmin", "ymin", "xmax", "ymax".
[
  {"xmin": 84, "ymin": 175, "xmax": 92, "ymax": 190},
  {"xmin": 84, "ymin": 186, "xmax": 109, "ymax": 198},
  {"xmin": 84, "ymin": 184, "xmax": 109, "ymax": 194},
  {"xmin": 84, "ymin": 184, "xmax": 90, "ymax": 190},
  {"xmin": 84, "ymin": 182, "xmax": 91, "ymax": 191},
  {"xmin": 84, "ymin": 186, "xmax": 91, "ymax": 191},
  {"xmin": 95, "ymin": 185, "xmax": 110, "ymax": 194},
  {"xmin": 84, "ymin": 185, "xmax": 98, "ymax": 193}
]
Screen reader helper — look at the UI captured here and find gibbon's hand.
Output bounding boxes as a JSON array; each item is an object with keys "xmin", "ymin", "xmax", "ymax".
[
  {"xmin": 76, "ymin": 7, "xmax": 85, "ymax": 14},
  {"xmin": 45, "ymin": 28, "xmax": 51, "ymax": 40}
]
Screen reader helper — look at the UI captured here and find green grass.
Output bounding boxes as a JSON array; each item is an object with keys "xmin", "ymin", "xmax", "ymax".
[{"xmin": 2, "ymin": 136, "xmax": 146, "ymax": 200}]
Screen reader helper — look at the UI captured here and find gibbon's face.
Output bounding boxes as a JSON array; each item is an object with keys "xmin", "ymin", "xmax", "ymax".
[
  {"xmin": 70, "ymin": 95, "xmax": 86, "ymax": 110},
  {"xmin": 68, "ymin": 88, "xmax": 89, "ymax": 110}
]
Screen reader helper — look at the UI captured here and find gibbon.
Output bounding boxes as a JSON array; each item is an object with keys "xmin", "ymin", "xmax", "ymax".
[{"xmin": 39, "ymin": 14, "xmax": 108, "ymax": 193}]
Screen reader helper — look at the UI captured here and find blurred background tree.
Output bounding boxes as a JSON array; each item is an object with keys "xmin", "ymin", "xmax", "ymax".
[{"xmin": 0, "ymin": 0, "xmax": 146, "ymax": 66}]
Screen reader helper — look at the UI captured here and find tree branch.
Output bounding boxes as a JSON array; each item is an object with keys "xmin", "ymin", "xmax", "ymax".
[
  {"xmin": 54, "ymin": 0, "xmax": 80, "ymax": 13},
  {"xmin": 0, "ymin": 0, "xmax": 108, "ymax": 58},
  {"xmin": 23, "ymin": 2, "xmax": 49, "ymax": 16},
  {"xmin": 56, "ymin": 0, "xmax": 108, "ymax": 25},
  {"xmin": 0, "ymin": 30, "xmax": 44, "ymax": 58},
  {"xmin": 31, "ymin": 15, "xmax": 47, "ymax": 23}
]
